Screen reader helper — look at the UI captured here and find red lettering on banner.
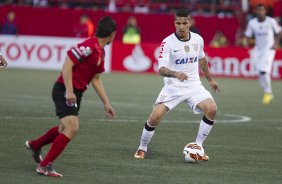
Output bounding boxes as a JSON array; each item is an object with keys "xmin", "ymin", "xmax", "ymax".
[
  {"xmin": 23, "ymin": 44, "xmax": 36, "ymax": 61},
  {"xmin": 54, "ymin": 45, "xmax": 65, "ymax": 61},
  {"xmin": 37, "ymin": 44, "xmax": 51, "ymax": 62},
  {"xmin": 7, "ymin": 43, "xmax": 21, "ymax": 60}
]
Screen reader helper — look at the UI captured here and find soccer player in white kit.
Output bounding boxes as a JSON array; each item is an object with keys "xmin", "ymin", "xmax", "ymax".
[
  {"xmin": 134, "ymin": 9, "xmax": 220, "ymax": 160},
  {"xmin": 245, "ymin": 4, "xmax": 282, "ymax": 105}
]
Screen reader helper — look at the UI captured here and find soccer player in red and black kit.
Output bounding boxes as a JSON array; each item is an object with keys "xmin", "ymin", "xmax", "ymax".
[{"xmin": 25, "ymin": 16, "xmax": 116, "ymax": 177}]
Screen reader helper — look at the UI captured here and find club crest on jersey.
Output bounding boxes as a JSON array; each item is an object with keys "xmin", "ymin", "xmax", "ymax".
[
  {"xmin": 184, "ymin": 45, "xmax": 189, "ymax": 53},
  {"xmin": 192, "ymin": 43, "xmax": 198, "ymax": 52}
]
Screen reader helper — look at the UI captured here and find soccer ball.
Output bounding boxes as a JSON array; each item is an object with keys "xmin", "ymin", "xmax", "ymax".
[{"xmin": 183, "ymin": 142, "xmax": 205, "ymax": 163}]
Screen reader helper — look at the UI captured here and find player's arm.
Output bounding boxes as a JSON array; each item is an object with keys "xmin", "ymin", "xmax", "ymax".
[
  {"xmin": 243, "ymin": 21, "xmax": 254, "ymax": 48},
  {"xmin": 271, "ymin": 18, "xmax": 282, "ymax": 49},
  {"xmin": 0, "ymin": 53, "xmax": 8, "ymax": 68},
  {"xmin": 274, "ymin": 30, "xmax": 282, "ymax": 49},
  {"xmin": 199, "ymin": 57, "xmax": 220, "ymax": 93},
  {"xmin": 62, "ymin": 56, "xmax": 76, "ymax": 104},
  {"xmin": 158, "ymin": 40, "xmax": 187, "ymax": 82},
  {"xmin": 159, "ymin": 66, "xmax": 187, "ymax": 82},
  {"xmin": 91, "ymin": 74, "xmax": 115, "ymax": 119}
]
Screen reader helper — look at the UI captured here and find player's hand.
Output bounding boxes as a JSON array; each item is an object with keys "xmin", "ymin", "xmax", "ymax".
[
  {"xmin": 271, "ymin": 44, "xmax": 279, "ymax": 50},
  {"xmin": 0, "ymin": 55, "xmax": 8, "ymax": 68},
  {"xmin": 209, "ymin": 79, "xmax": 220, "ymax": 93},
  {"xmin": 174, "ymin": 72, "xmax": 188, "ymax": 82},
  {"xmin": 104, "ymin": 103, "xmax": 115, "ymax": 119},
  {"xmin": 65, "ymin": 91, "xmax": 77, "ymax": 106}
]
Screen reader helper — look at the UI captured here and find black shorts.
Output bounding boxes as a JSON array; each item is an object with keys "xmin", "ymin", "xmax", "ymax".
[{"xmin": 52, "ymin": 82, "xmax": 83, "ymax": 119}]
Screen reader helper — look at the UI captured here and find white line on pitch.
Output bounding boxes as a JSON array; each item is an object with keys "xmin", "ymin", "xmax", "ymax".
[{"xmin": 0, "ymin": 113, "xmax": 251, "ymax": 124}]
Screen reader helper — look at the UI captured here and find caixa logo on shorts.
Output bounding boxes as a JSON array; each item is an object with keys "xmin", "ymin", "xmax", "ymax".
[{"xmin": 175, "ymin": 57, "xmax": 198, "ymax": 64}]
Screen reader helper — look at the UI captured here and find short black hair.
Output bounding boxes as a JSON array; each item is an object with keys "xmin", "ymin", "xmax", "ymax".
[
  {"xmin": 256, "ymin": 4, "xmax": 265, "ymax": 10},
  {"xmin": 175, "ymin": 9, "xmax": 190, "ymax": 18},
  {"xmin": 95, "ymin": 16, "xmax": 117, "ymax": 38}
]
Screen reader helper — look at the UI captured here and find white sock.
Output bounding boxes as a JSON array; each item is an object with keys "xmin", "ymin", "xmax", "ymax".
[
  {"xmin": 259, "ymin": 73, "xmax": 272, "ymax": 94},
  {"xmin": 138, "ymin": 121, "xmax": 155, "ymax": 152},
  {"xmin": 258, "ymin": 74, "xmax": 266, "ymax": 90},
  {"xmin": 263, "ymin": 74, "xmax": 272, "ymax": 94},
  {"xmin": 195, "ymin": 117, "xmax": 214, "ymax": 146}
]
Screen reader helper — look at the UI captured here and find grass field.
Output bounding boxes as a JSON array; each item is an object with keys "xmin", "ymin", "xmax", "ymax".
[{"xmin": 0, "ymin": 69, "xmax": 282, "ymax": 184}]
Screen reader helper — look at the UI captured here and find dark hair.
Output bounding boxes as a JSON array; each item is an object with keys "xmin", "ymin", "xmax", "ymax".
[
  {"xmin": 95, "ymin": 16, "xmax": 117, "ymax": 38},
  {"xmin": 256, "ymin": 4, "xmax": 265, "ymax": 10},
  {"xmin": 175, "ymin": 9, "xmax": 190, "ymax": 18}
]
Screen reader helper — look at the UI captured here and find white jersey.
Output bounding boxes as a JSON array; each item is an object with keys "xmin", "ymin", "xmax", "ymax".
[
  {"xmin": 245, "ymin": 16, "xmax": 282, "ymax": 50},
  {"xmin": 158, "ymin": 32, "xmax": 205, "ymax": 88}
]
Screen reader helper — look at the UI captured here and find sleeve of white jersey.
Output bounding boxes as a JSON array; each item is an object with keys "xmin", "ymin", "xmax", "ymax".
[
  {"xmin": 245, "ymin": 21, "xmax": 253, "ymax": 38},
  {"xmin": 198, "ymin": 36, "xmax": 205, "ymax": 60},
  {"xmin": 270, "ymin": 18, "xmax": 282, "ymax": 34},
  {"xmin": 157, "ymin": 38, "xmax": 170, "ymax": 70}
]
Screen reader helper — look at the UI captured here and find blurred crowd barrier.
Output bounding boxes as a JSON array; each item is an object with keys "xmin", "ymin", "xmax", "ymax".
[{"xmin": 0, "ymin": 5, "xmax": 239, "ymax": 44}]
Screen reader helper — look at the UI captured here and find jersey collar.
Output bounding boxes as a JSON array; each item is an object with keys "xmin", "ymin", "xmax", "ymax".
[{"xmin": 174, "ymin": 32, "xmax": 191, "ymax": 42}]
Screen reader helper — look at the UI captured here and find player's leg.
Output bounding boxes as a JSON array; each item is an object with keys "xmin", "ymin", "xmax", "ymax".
[
  {"xmin": 194, "ymin": 98, "xmax": 217, "ymax": 161},
  {"xmin": 25, "ymin": 125, "xmax": 61, "ymax": 163},
  {"xmin": 136, "ymin": 104, "xmax": 168, "ymax": 154},
  {"xmin": 37, "ymin": 115, "xmax": 78, "ymax": 177},
  {"xmin": 258, "ymin": 71, "xmax": 272, "ymax": 93},
  {"xmin": 35, "ymin": 82, "xmax": 81, "ymax": 177},
  {"xmin": 195, "ymin": 98, "xmax": 217, "ymax": 146},
  {"xmin": 260, "ymin": 71, "xmax": 274, "ymax": 104},
  {"xmin": 135, "ymin": 86, "xmax": 183, "ymax": 159},
  {"xmin": 257, "ymin": 50, "xmax": 275, "ymax": 104}
]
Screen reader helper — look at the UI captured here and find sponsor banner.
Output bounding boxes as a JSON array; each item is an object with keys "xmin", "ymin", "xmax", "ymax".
[
  {"xmin": 111, "ymin": 42, "xmax": 282, "ymax": 79},
  {"xmin": 111, "ymin": 42, "xmax": 159, "ymax": 73},
  {"xmin": 1, "ymin": 35, "xmax": 282, "ymax": 79},
  {"xmin": 0, "ymin": 35, "xmax": 111, "ymax": 71}
]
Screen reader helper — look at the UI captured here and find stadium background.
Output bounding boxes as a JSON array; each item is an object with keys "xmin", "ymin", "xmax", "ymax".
[{"xmin": 0, "ymin": 1, "xmax": 282, "ymax": 78}]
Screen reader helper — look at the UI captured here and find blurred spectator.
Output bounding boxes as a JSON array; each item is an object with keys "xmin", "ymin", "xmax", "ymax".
[
  {"xmin": 1, "ymin": 11, "xmax": 18, "ymax": 35},
  {"xmin": 120, "ymin": 2, "xmax": 132, "ymax": 12},
  {"xmin": 189, "ymin": 17, "xmax": 201, "ymax": 35},
  {"xmin": 32, "ymin": 0, "xmax": 48, "ymax": 6},
  {"xmin": 134, "ymin": 0, "xmax": 149, "ymax": 14},
  {"xmin": 73, "ymin": 14, "xmax": 95, "ymax": 38},
  {"xmin": 249, "ymin": 0, "xmax": 275, "ymax": 15},
  {"xmin": 209, "ymin": 31, "xmax": 229, "ymax": 48},
  {"xmin": 122, "ymin": 16, "xmax": 141, "ymax": 44},
  {"xmin": 108, "ymin": 0, "xmax": 117, "ymax": 12}
]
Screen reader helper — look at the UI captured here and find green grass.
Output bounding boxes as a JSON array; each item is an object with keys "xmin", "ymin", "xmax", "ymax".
[{"xmin": 0, "ymin": 69, "xmax": 282, "ymax": 184}]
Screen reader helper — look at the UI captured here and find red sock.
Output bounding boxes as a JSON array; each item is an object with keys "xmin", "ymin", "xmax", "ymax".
[
  {"xmin": 30, "ymin": 126, "xmax": 59, "ymax": 150},
  {"xmin": 40, "ymin": 133, "xmax": 70, "ymax": 167}
]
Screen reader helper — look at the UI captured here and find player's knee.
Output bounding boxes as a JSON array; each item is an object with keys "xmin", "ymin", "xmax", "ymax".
[
  {"xmin": 63, "ymin": 118, "xmax": 79, "ymax": 137},
  {"xmin": 68, "ymin": 123, "xmax": 79, "ymax": 135},
  {"xmin": 148, "ymin": 114, "xmax": 162, "ymax": 126},
  {"xmin": 206, "ymin": 103, "xmax": 217, "ymax": 118}
]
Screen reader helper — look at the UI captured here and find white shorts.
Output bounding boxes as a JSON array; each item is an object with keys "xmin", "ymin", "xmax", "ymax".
[
  {"xmin": 155, "ymin": 84, "xmax": 213, "ymax": 114},
  {"xmin": 250, "ymin": 48, "xmax": 276, "ymax": 74}
]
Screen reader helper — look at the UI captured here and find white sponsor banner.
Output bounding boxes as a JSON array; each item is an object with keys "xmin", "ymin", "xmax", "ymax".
[{"xmin": 0, "ymin": 35, "xmax": 112, "ymax": 71}]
